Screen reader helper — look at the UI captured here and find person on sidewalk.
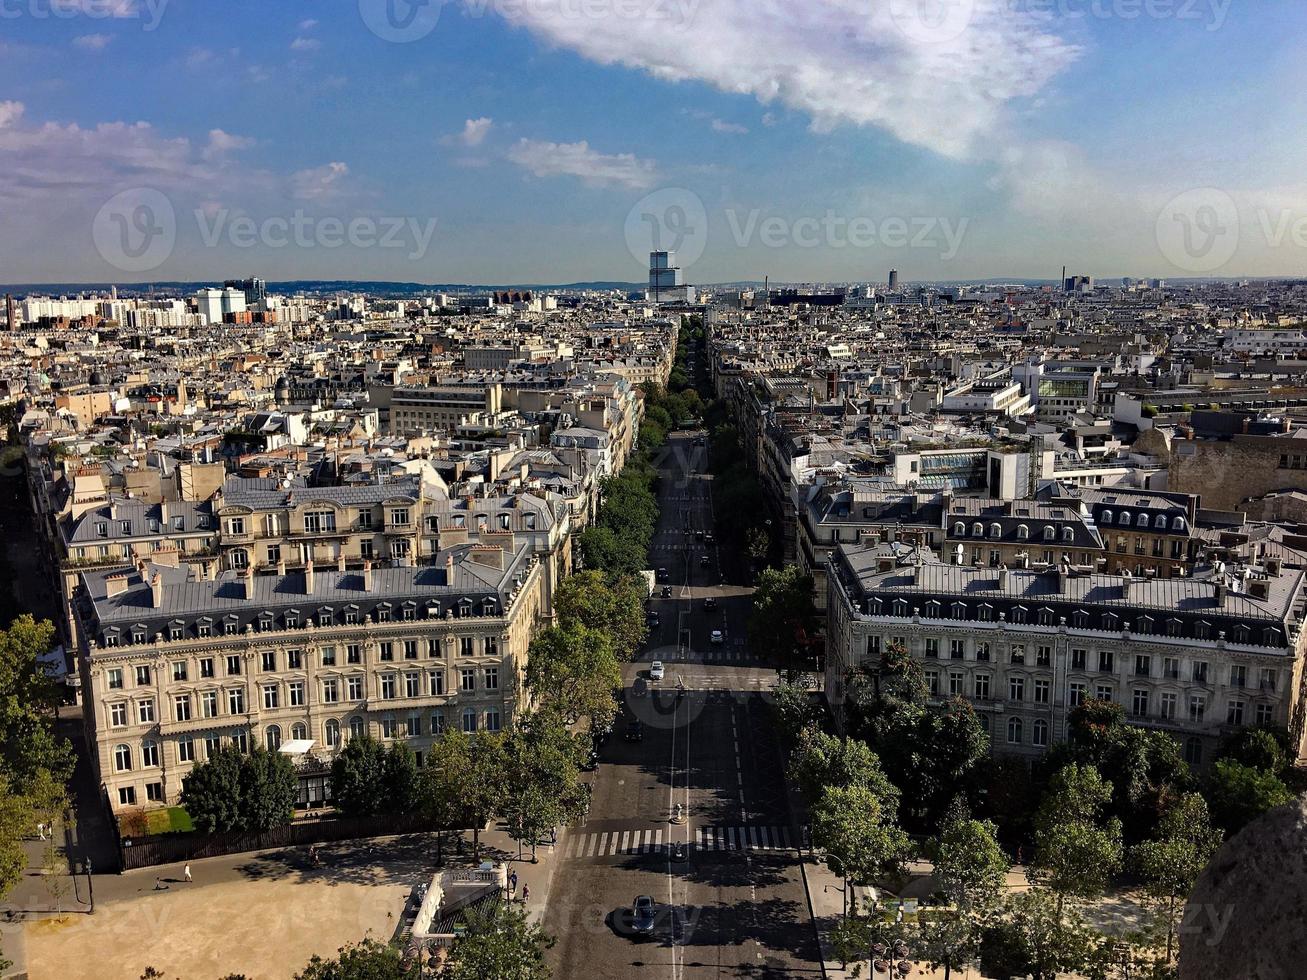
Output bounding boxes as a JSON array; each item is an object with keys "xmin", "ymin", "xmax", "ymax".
[
  {"xmin": 509, "ymin": 870, "xmax": 518, "ymax": 895},
  {"xmin": 184, "ymin": 864, "xmax": 192, "ymax": 883},
  {"xmin": 521, "ymin": 883, "xmax": 529, "ymax": 903}
]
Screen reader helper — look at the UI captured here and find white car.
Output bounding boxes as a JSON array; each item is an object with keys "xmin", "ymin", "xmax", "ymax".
[
  {"xmin": 710, "ymin": 630, "xmax": 724, "ymax": 645},
  {"xmin": 650, "ymin": 661, "xmax": 665, "ymax": 681}
]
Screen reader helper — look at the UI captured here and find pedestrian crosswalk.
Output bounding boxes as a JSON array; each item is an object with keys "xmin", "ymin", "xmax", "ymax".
[{"xmin": 561, "ymin": 825, "xmax": 793, "ymax": 860}]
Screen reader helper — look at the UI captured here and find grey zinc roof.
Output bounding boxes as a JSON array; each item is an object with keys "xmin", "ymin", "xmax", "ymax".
[
  {"xmin": 64, "ymin": 499, "xmax": 215, "ymax": 545},
  {"xmin": 219, "ymin": 476, "xmax": 423, "ymax": 510}
]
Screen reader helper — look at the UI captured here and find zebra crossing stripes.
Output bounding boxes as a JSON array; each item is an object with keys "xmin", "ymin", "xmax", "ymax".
[{"xmin": 562, "ymin": 825, "xmax": 793, "ymax": 860}]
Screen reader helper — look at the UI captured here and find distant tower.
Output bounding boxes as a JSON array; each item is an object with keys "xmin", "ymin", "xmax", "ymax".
[
  {"xmin": 888, "ymin": 269, "xmax": 899, "ymax": 290},
  {"xmin": 648, "ymin": 251, "xmax": 684, "ymax": 303},
  {"xmin": 5, "ymin": 294, "xmax": 15, "ymax": 333}
]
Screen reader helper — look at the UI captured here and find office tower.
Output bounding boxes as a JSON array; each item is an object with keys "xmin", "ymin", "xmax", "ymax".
[
  {"xmin": 648, "ymin": 251, "xmax": 686, "ymax": 303},
  {"xmin": 888, "ymin": 269, "xmax": 899, "ymax": 289},
  {"xmin": 5, "ymin": 294, "xmax": 15, "ymax": 332}
]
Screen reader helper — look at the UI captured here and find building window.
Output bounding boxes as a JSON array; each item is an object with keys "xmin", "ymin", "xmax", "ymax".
[
  {"xmin": 1069, "ymin": 682, "xmax": 1085, "ymax": 707},
  {"xmin": 925, "ymin": 670, "xmax": 939, "ymax": 695},
  {"xmin": 429, "ymin": 669, "xmax": 445, "ymax": 695},
  {"xmin": 976, "ymin": 642, "xmax": 991, "ymax": 663},
  {"xmin": 459, "ymin": 637, "xmax": 475, "ymax": 657},
  {"xmin": 287, "ymin": 650, "xmax": 303, "ymax": 669},
  {"xmin": 460, "ymin": 668, "xmax": 476, "ymax": 692},
  {"xmin": 304, "ymin": 511, "xmax": 337, "ymax": 534},
  {"xmin": 1226, "ymin": 700, "xmax": 1244, "ymax": 726},
  {"xmin": 1007, "ymin": 717, "xmax": 1023, "ymax": 744},
  {"xmin": 107, "ymin": 668, "xmax": 124, "ymax": 690},
  {"xmin": 1009, "ymin": 645, "xmax": 1026, "ymax": 665},
  {"xmin": 405, "ymin": 672, "xmax": 421, "ymax": 698},
  {"xmin": 325, "ymin": 720, "xmax": 341, "ymax": 748},
  {"xmin": 949, "ymin": 639, "xmax": 964, "ymax": 660},
  {"xmin": 262, "ymin": 685, "xmax": 280, "ymax": 710},
  {"xmin": 228, "ymin": 688, "xmax": 246, "ymax": 714},
  {"xmin": 266, "ymin": 726, "xmax": 282, "ymax": 751},
  {"xmin": 1095, "ymin": 685, "xmax": 1114, "ymax": 702},
  {"xmin": 1188, "ymin": 695, "xmax": 1206, "ymax": 722},
  {"xmin": 1036, "ymin": 646, "xmax": 1051, "ymax": 668},
  {"xmin": 1261, "ymin": 668, "xmax": 1277, "ymax": 692},
  {"xmin": 379, "ymin": 642, "xmax": 394, "ymax": 662},
  {"xmin": 1009, "ymin": 677, "xmax": 1025, "ymax": 702},
  {"xmin": 135, "ymin": 665, "xmax": 152, "ymax": 686},
  {"xmin": 484, "ymin": 668, "xmax": 499, "ymax": 691},
  {"xmin": 178, "ymin": 737, "xmax": 195, "ymax": 763},
  {"xmin": 348, "ymin": 676, "xmax": 363, "ymax": 700},
  {"xmin": 1256, "ymin": 703, "xmax": 1274, "ymax": 726},
  {"xmin": 347, "ymin": 644, "xmax": 362, "ymax": 665},
  {"xmin": 110, "ymin": 703, "xmax": 127, "ymax": 727},
  {"xmin": 171, "ymin": 661, "xmax": 188, "ymax": 682},
  {"xmin": 484, "ymin": 636, "xmax": 499, "ymax": 657},
  {"xmin": 201, "ymin": 691, "xmax": 218, "ymax": 718},
  {"xmin": 381, "ymin": 675, "xmax": 397, "ymax": 700},
  {"xmin": 431, "ymin": 712, "xmax": 446, "ymax": 736},
  {"xmin": 114, "ymin": 744, "xmax": 132, "ymax": 772},
  {"xmin": 321, "ymin": 646, "xmax": 337, "ymax": 667},
  {"xmin": 1032, "ymin": 719, "xmax": 1048, "ymax": 747},
  {"xmin": 1098, "ymin": 651, "xmax": 1115, "ymax": 673},
  {"xmin": 1033, "ymin": 679, "xmax": 1050, "ymax": 704},
  {"xmin": 1230, "ymin": 665, "xmax": 1247, "ymax": 689},
  {"xmin": 200, "ymin": 657, "xmax": 215, "ymax": 679},
  {"xmin": 462, "ymin": 708, "xmax": 477, "ymax": 733},
  {"xmin": 924, "ymin": 638, "xmax": 939, "ymax": 659},
  {"xmin": 974, "ymin": 674, "xmax": 990, "ymax": 700},
  {"xmin": 118, "ymin": 787, "xmax": 136, "ymax": 806},
  {"xmin": 485, "ymin": 708, "xmax": 502, "ymax": 732},
  {"xmin": 404, "ymin": 640, "xmax": 419, "ymax": 660},
  {"xmin": 289, "ymin": 681, "xmax": 305, "ymax": 707},
  {"xmin": 1184, "ymin": 737, "xmax": 1203, "ymax": 765},
  {"xmin": 226, "ymin": 655, "xmax": 242, "ymax": 676},
  {"xmin": 261, "ymin": 651, "xmax": 277, "ymax": 672},
  {"xmin": 1132, "ymin": 689, "xmax": 1149, "ymax": 717},
  {"xmin": 173, "ymin": 694, "xmax": 191, "ymax": 722},
  {"xmin": 1071, "ymin": 649, "xmax": 1087, "ymax": 671},
  {"xmin": 137, "ymin": 699, "xmax": 155, "ymax": 724},
  {"xmin": 948, "ymin": 671, "xmax": 964, "ymax": 695},
  {"xmin": 141, "ymin": 740, "xmax": 159, "ymax": 767},
  {"xmin": 350, "ymin": 716, "xmax": 365, "ymax": 740}
]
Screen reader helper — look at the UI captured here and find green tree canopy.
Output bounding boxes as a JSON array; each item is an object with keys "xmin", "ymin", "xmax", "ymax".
[
  {"xmin": 1031, "ymin": 764, "xmax": 1124, "ymax": 908},
  {"xmin": 422, "ymin": 728, "xmax": 509, "ymax": 859},
  {"xmin": 978, "ymin": 890, "xmax": 1097, "ymax": 980},
  {"xmin": 330, "ymin": 734, "xmax": 388, "ymax": 819},
  {"xmin": 524, "ymin": 622, "xmax": 621, "ymax": 729},
  {"xmin": 788, "ymin": 727, "xmax": 900, "ymax": 816},
  {"xmin": 1216, "ymin": 727, "xmax": 1288, "ymax": 775},
  {"xmin": 1132, "ymin": 792, "xmax": 1224, "ymax": 962},
  {"xmin": 294, "ymin": 939, "xmax": 406, "ymax": 979},
  {"xmin": 1205, "ymin": 758, "xmax": 1295, "ymax": 835},
  {"xmin": 748, "ymin": 565, "xmax": 818, "ymax": 678},
  {"xmin": 179, "ymin": 744, "xmax": 246, "ymax": 834},
  {"xmin": 442, "ymin": 899, "xmax": 556, "ymax": 980},
  {"xmin": 237, "ymin": 745, "xmax": 298, "ymax": 833},
  {"xmin": 811, "ymin": 782, "xmax": 911, "ymax": 914},
  {"xmin": 552, "ymin": 571, "xmax": 648, "ymax": 663},
  {"xmin": 932, "ymin": 817, "xmax": 1009, "ymax": 911}
]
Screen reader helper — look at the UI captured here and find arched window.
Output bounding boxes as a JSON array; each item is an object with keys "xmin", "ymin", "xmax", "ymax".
[
  {"xmin": 291, "ymin": 722, "xmax": 307, "ymax": 741},
  {"xmin": 349, "ymin": 716, "xmax": 365, "ymax": 740},
  {"xmin": 1172, "ymin": 516, "xmax": 1187, "ymax": 531},
  {"xmin": 953, "ymin": 522, "xmax": 966, "ymax": 536},
  {"xmin": 1154, "ymin": 514, "xmax": 1168, "ymax": 529},
  {"xmin": 1007, "ymin": 717, "xmax": 1023, "ymax": 744},
  {"xmin": 972, "ymin": 523, "xmax": 984, "ymax": 537},
  {"xmin": 1101, "ymin": 510, "xmax": 1113, "ymax": 524},
  {"xmin": 989, "ymin": 523, "xmax": 1002, "ymax": 539},
  {"xmin": 114, "ymin": 743, "xmax": 132, "ymax": 772},
  {"xmin": 1016, "ymin": 524, "xmax": 1029, "ymax": 540},
  {"xmin": 266, "ymin": 725, "xmax": 282, "ymax": 751},
  {"xmin": 462, "ymin": 708, "xmax": 478, "ymax": 733},
  {"xmin": 1043, "ymin": 526, "xmax": 1055, "ymax": 541},
  {"xmin": 325, "ymin": 719, "xmax": 341, "ymax": 748},
  {"xmin": 1062, "ymin": 527, "xmax": 1075, "ymax": 543},
  {"xmin": 1033, "ymin": 719, "xmax": 1048, "ymax": 747},
  {"xmin": 1118, "ymin": 512, "xmax": 1131, "ymax": 525},
  {"xmin": 1137, "ymin": 513, "xmax": 1150, "ymax": 527}
]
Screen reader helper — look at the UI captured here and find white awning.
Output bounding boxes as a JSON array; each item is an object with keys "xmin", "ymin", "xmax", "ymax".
[{"xmin": 278, "ymin": 739, "xmax": 315, "ymax": 756}]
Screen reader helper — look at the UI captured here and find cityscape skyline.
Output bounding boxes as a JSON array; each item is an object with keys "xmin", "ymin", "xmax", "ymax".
[{"xmin": 4, "ymin": 2, "xmax": 1307, "ymax": 283}]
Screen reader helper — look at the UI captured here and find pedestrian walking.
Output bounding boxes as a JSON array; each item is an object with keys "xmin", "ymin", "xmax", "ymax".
[
  {"xmin": 509, "ymin": 870, "xmax": 518, "ymax": 895},
  {"xmin": 153, "ymin": 877, "xmax": 166, "ymax": 891},
  {"xmin": 521, "ymin": 883, "xmax": 530, "ymax": 903},
  {"xmin": 184, "ymin": 864, "xmax": 192, "ymax": 883}
]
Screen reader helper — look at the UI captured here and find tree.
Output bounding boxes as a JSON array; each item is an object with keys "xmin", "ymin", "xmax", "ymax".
[
  {"xmin": 181, "ymin": 744, "xmax": 296, "ymax": 834},
  {"xmin": 423, "ymin": 728, "xmax": 508, "ymax": 860},
  {"xmin": 919, "ymin": 818, "xmax": 1010, "ymax": 980},
  {"xmin": 1131, "ymin": 792, "xmax": 1223, "ymax": 963},
  {"xmin": 810, "ymin": 783, "xmax": 911, "ymax": 918},
  {"xmin": 330, "ymin": 735, "xmax": 388, "ymax": 818},
  {"xmin": 500, "ymin": 714, "xmax": 589, "ymax": 861},
  {"xmin": 295, "ymin": 939, "xmax": 406, "ymax": 979},
  {"xmin": 0, "ymin": 616, "xmax": 75, "ymax": 790},
  {"xmin": 978, "ymin": 890, "xmax": 1097, "ymax": 980},
  {"xmin": 442, "ymin": 900, "xmax": 555, "ymax": 980},
  {"xmin": 180, "ymin": 744, "xmax": 246, "ymax": 833},
  {"xmin": 748, "ymin": 565, "xmax": 817, "ymax": 678},
  {"xmin": 238, "ymin": 745, "xmax": 298, "ymax": 832},
  {"xmin": 912, "ymin": 699, "xmax": 990, "ymax": 831},
  {"xmin": 382, "ymin": 741, "xmax": 420, "ymax": 814},
  {"xmin": 552, "ymin": 571, "xmax": 648, "ymax": 662},
  {"xmin": 1204, "ymin": 758, "xmax": 1294, "ymax": 834},
  {"xmin": 1031, "ymin": 765, "xmax": 1124, "ymax": 913},
  {"xmin": 788, "ymin": 727, "xmax": 899, "ymax": 813},
  {"xmin": 1216, "ymin": 726, "xmax": 1288, "ymax": 774},
  {"xmin": 771, "ymin": 680, "xmax": 823, "ymax": 743},
  {"xmin": 524, "ymin": 623, "xmax": 621, "ymax": 729}
]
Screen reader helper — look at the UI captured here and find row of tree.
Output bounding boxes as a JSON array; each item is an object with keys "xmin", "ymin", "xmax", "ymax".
[{"xmin": 1, "ymin": 616, "xmax": 75, "ymax": 971}]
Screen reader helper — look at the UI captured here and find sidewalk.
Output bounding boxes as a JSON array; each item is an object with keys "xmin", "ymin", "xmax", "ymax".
[{"xmin": 4, "ymin": 820, "xmax": 574, "ymax": 980}]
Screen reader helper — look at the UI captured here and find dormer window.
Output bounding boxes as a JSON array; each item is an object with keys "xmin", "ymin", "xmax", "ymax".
[
  {"xmin": 498, "ymin": 514, "xmax": 511, "ymax": 530},
  {"xmin": 1043, "ymin": 526, "xmax": 1055, "ymax": 541},
  {"xmin": 1101, "ymin": 510, "xmax": 1113, "ymax": 524},
  {"xmin": 1062, "ymin": 528, "xmax": 1074, "ymax": 543},
  {"xmin": 989, "ymin": 523, "xmax": 1002, "ymax": 539},
  {"xmin": 1016, "ymin": 524, "xmax": 1029, "ymax": 540},
  {"xmin": 318, "ymin": 608, "xmax": 334, "ymax": 627},
  {"xmin": 1172, "ymin": 517, "xmax": 1186, "ymax": 531},
  {"xmin": 1118, "ymin": 512, "xmax": 1131, "ymax": 525},
  {"xmin": 1136, "ymin": 513, "xmax": 1150, "ymax": 527},
  {"xmin": 458, "ymin": 601, "xmax": 473, "ymax": 617},
  {"xmin": 524, "ymin": 514, "xmax": 537, "ymax": 530},
  {"xmin": 953, "ymin": 522, "xmax": 966, "ymax": 536},
  {"xmin": 951, "ymin": 601, "xmax": 967, "ymax": 619},
  {"xmin": 1154, "ymin": 514, "xmax": 1168, "ymax": 529},
  {"xmin": 972, "ymin": 523, "xmax": 984, "ymax": 537}
]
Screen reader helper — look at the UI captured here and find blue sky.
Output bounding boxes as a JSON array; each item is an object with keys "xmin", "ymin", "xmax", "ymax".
[{"xmin": 2, "ymin": 0, "xmax": 1305, "ymax": 285}]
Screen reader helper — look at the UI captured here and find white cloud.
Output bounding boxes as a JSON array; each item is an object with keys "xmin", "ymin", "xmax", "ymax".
[
  {"xmin": 299, "ymin": 18, "xmax": 319, "ymax": 30},
  {"xmin": 711, "ymin": 119, "xmax": 748, "ymax": 135},
  {"xmin": 0, "ymin": 101, "xmax": 23, "ymax": 130},
  {"xmin": 290, "ymin": 161, "xmax": 350, "ymax": 200},
  {"xmin": 761, "ymin": 112, "xmax": 778, "ymax": 128},
  {"xmin": 290, "ymin": 37, "xmax": 320, "ymax": 52},
  {"xmin": 482, "ymin": 0, "xmax": 1080, "ymax": 161},
  {"xmin": 203, "ymin": 128, "xmax": 254, "ymax": 159},
  {"xmin": 446, "ymin": 117, "xmax": 494, "ymax": 148},
  {"xmin": 507, "ymin": 138, "xmax": 657, "ymax": 190},
  {"xmin": 73, "ymin": 34, "xmax": 113, "ymax": 51}
]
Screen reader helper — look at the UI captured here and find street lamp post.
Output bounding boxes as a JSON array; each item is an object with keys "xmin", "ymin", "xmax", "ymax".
[{"xmin": 85, "ymin": 857, "xmax": 94, "ymax": 914}]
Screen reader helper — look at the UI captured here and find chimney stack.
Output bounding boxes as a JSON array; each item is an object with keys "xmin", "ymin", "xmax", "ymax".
[
  {"xmin": 998, "ymin": 564, "xmax": 1009, "ymax": 590},
  {"xmin": 337, "ymin": 553, "xmax": 347, "ymax": 573},
  {"xmin": 362, "ymin": 560, "xmax": 373, "ymax": 591},
  {"xmin": 150, "ymin": 573, "xmax": 163, "ymax": 609},
  {"xmin": 304, "ymin": 559, "xmax": 315, "ymax": 595},
  {"xmin": 276, "ymin": 554, "xmax": 287, "ymax": 577},
  {"xmin": 240, "ymin": 564, "xmax": 254, "ymax": 600}
]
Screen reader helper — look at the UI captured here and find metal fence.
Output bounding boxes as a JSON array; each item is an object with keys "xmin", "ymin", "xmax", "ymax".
[{"xmin": 119, "ymin": 811, "xmax": 442, "ymax": 870}]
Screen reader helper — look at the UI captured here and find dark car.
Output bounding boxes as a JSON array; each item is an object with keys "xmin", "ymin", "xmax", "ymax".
[
  {"xmin": 695, "ymin": 530, "xmax": 704, "ymax": 541},
  {"xmin": 624, "ymin": 720, "xmax": 644, "ymax": 742},
  {"xmin": 656, "ymin": 567, "xmax": 669, "ymax": 582},
  {"xmin": 632, "ymin": 896, "xmax": 656, "ymax": 935},
  {"xmin": 699, "ymin": 555, "xmax": 710, "ymax": 567},
  {"xmin": 646, "ymin": 610, "xmax": 660, "ymax": 626},
  {"xmin": 704, "ymin": 596, "xmax": 717, "ymax": 610}
]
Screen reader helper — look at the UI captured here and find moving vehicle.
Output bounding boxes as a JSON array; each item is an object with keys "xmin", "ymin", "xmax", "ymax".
[
  {"xmin": 695, "ymin": 530, "xmax": 704, "ymax": 541},
  {"xmin": 661, "ymin": 585, "xmax": 673, "ymax": 598},
  {"xmin": 632, "ymin": 896, "xmax": 656, "ymax": 935},
  {"xmin": 646, "ymin": 610, "xmax": 660, "ymax": 626},
  {"xmin": 657, "ymin": 567, "xmax": 669, "ymax": 582},
  {"xmin": 704, "ymin": 596, "xmax": 717, "ymax": 610},
  {"xmin": 699, "ymin": 555, "xmax": 710, "ymax": 567},
  {"xmin": 624, "ymin": 720, "xmax": 644, "ymax": 742},
  {"xmin": 650, "ymin": 661, "xmax": 665, "ymax": 681},
  {"xmin": 710, "ymin": 630, "xmax": 724, "ymax": 645}
]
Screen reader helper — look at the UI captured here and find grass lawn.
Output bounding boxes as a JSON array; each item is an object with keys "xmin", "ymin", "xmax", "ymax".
[{"xmin": 144, "ymin": 807, "xmax": 194, "ymax": 835}]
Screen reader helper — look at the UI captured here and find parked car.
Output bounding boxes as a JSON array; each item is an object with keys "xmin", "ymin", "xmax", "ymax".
[
  {"xmin": 695, "ymin": 530, "xmax": 704, "ymax": 541},
  {"xmin": 650, "ymin": 661, "xmax": 665, "ymax": 681},
  {"xmin": 710, "ymin": 630, "xmax": 724, "ymax": 645},
  {"xmin": 657, "ymin": 567, "xmax": 669, "ymax": 582},
  {"xmin": 646, "ymin": 611, "xmax": 660, "ymax": 626},
  {"xmin": 624, "ymin": 720, "xmax": 644, "ymax": 742}
]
